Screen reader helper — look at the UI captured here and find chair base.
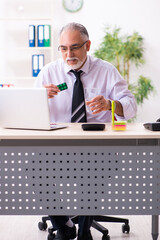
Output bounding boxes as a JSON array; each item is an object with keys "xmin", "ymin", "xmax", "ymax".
[{"xmin": 38, "ymin": 215, "xmax": 130, "ymax": 240}]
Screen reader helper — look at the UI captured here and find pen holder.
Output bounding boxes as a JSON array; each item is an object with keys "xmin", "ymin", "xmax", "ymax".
[
  {"xmin": 112, "ymin": 121, "xmax": 127, "ymax": 131},
  {"xmin": 111, "ymin": 100, "xmax": 126, "ymax": 130}
]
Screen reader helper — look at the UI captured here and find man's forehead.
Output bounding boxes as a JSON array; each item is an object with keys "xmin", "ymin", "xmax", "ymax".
[{"xmin": 60, "ymin": 30, "xmax": 83, "ymax": 43}]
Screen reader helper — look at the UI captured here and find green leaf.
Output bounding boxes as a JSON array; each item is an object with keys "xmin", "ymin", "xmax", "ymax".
[
  {"xmin": 129, "ymin": 76, "xmax": 155, "ymax": 105},
  {"xmin": 94, "ymin": 26, "xmax": 154, "ymax": 112}
]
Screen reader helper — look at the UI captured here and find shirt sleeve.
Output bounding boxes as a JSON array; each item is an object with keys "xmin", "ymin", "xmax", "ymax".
[
  {"xmin": 34, "ymin": 64, "xmax": 51, "ymax": 88},
  {"xmin": 108, "ymin": 67, "xmax": 137, "ymax": 121}
]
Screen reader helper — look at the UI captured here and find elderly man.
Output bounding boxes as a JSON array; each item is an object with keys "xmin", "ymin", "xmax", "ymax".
[{"xmin": 35, "ymin": 22, "xmax": 137, "ymax": 240}]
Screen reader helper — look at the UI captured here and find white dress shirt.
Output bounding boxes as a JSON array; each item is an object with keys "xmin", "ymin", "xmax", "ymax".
[{"xmin": 34, "ymin": 55, "xmax": 137, "ymax": 123}]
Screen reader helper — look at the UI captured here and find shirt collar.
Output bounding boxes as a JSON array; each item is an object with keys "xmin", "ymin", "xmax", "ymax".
[
  {"xmin": 64, "ymin": 62, "xmax": 71, "ymax": 74},
  {"xmin": 80, "ymin": 55, "xmax": 90, "ymax": 74}
]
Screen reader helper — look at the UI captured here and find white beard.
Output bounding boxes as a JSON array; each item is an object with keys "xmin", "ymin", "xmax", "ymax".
[{"xmin": 65, "ymin": 57, "xmax": 84, "ymax": 70}]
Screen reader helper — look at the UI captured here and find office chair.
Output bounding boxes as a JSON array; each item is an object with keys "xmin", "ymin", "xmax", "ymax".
[{"xmin": 38, "ymin": 215, "xmax": 130, "ymax": 240}]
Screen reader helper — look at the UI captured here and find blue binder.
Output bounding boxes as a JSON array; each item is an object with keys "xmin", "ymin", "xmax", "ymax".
[
  {"xmin": 32, "ymin": 55, "xmax": 39, "ymax": 77},
  {"xmin": 28, "ymin": 25, "xmax": 35, "ymax": 47},
  {"xmin": 38, "ymin": 54, "xmax": 44, "ymax": 72},
  {"xmin": 32, "ymin": 54, "xmax": 45, "ymax": 77},
  {"xmin": 37, "ymin": 25, "xmax": 44, "ymax": 47}
]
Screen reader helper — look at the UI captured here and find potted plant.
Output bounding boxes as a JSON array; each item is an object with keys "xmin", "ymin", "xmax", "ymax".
[{"xmin": 94, "ymin": 26, "xmax": 154, "ymax": 111}]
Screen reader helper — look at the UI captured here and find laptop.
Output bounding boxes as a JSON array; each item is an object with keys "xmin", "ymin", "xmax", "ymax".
[{"xmin": 0, "ymin": 88, "xmax": 67, "ymax": 131}]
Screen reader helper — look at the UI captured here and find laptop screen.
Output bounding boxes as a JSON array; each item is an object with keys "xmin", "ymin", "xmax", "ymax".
[{"xmin": 0, "ymin": 88, "xmax": 52, "ymax": 130}]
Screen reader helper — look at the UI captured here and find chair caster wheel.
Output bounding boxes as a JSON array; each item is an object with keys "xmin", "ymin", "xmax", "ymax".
[
  {"xmin": 122, "ymin": 223, "xmax": 130, "ymax": 233},
  {"xmin": 38, "ymin": 221, "xmax": 48, "ymax": 231},
  {"xmin": 102, "ymin": 233, "xmax": 110, "ymax": 240}
]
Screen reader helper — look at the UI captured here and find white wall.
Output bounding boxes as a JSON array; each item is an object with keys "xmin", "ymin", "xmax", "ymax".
[
  {"xmin": 2, "ymin": 0, "xmax": 160, "ymax": 122},
  {"xmin": 51, "ymin": 0, "xmax": 160, "ymax": 123}
]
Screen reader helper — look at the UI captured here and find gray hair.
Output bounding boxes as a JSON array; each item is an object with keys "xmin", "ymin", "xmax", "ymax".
[{"xmin": 59, "ymin": 22, "xmax": 89, "ymax": 40}]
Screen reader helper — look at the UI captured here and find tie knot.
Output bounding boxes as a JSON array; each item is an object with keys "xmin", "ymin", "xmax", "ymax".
[{"xmin": 70, "ymin": 70, "xmax": 83, "ymax": 79}]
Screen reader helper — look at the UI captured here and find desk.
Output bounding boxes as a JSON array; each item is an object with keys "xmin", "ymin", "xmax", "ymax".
[{"xmin": 0, "ymin": 123, "xmax": 159, "ymax": 240}]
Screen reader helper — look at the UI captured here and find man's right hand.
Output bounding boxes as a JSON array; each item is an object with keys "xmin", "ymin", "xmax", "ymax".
[{"xmin": 44, "ymin": 84, "xmax": 60, "ymax": 99}]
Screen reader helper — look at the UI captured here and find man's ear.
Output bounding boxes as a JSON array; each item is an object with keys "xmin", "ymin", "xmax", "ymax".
[{"xmin": 86, "ymin": 40, "xmax": 91, "ymax": 51}]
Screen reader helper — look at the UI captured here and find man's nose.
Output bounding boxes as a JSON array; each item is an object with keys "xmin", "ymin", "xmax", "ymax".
[{"xmin": 67, "ymin": 49, "xmax": 74, "ymax": 57}]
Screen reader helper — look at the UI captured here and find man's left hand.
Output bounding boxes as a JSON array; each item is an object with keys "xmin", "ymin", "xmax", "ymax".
[{"xmin": 86, "ymin": 95, "xmax": 111, "ymax": 114}]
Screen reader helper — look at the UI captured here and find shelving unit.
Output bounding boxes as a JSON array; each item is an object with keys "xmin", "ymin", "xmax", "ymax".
[{"xmin": 0, "ymin": 0, "xmax": 54, "ymax": 87}]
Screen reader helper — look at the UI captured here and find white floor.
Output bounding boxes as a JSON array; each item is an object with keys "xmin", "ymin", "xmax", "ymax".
[{"xmin": 0, "ymin": 215, "xmax": 159, "ymax": 240}]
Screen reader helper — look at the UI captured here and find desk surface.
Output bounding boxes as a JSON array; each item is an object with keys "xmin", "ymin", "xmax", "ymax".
[
  {"xmin": 0, "ymin": 122, "xmax": 159, "ymax": 240},
  {"xmin": 0, "ymin": 123, "xmax": 160, "ymax": 140}
]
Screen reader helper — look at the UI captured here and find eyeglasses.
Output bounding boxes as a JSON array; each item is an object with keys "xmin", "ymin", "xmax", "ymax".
[{"xmin": 58, "ymin": 40, "xmax": 88, "ymax": 53}]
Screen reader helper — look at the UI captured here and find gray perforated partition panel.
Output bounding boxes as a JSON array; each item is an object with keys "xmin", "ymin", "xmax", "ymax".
[{"xmin": 0, "ymin": 141, "xmax": 159, "ymax": 215}]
